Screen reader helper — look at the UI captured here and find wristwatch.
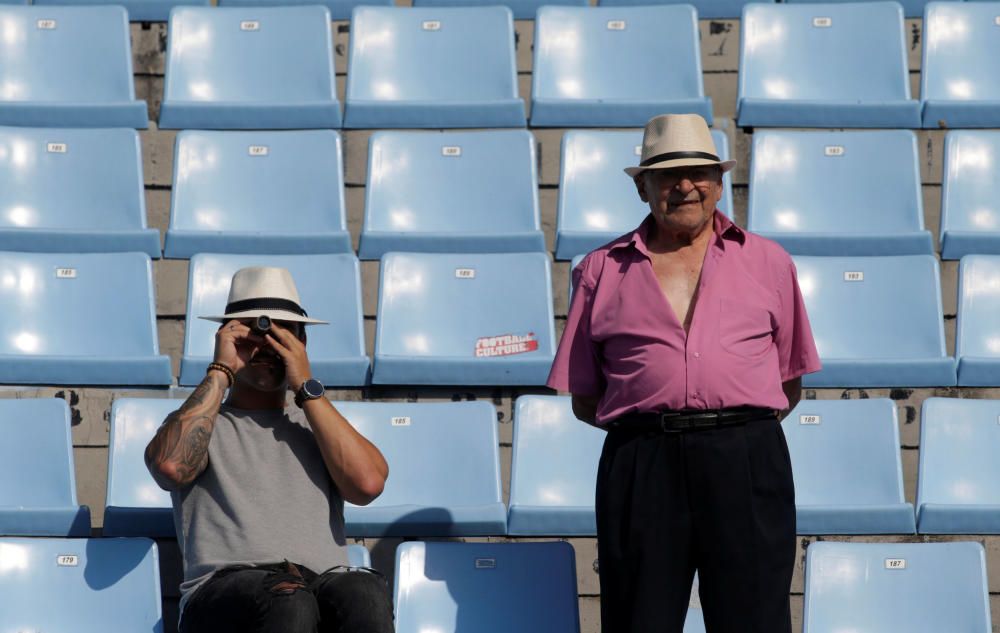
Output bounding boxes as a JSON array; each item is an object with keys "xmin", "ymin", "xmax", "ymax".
[{"xmin": 294, "ymin": 378, "xmax": 325, "ymax": 408}]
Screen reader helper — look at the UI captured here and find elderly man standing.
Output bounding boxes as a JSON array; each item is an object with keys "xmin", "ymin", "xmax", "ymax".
[{"xmin": 548, "ymin": 114, "xmax": 821, "ymax": 633}]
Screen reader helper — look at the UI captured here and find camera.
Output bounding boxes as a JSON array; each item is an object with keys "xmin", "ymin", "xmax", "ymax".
[{"xmin": 251, "ymin": 315, "xmax": 272, "ymax": 336}]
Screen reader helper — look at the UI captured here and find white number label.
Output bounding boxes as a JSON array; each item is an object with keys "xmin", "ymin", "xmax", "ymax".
[
  {"xmin": 844, "ymin": 271, "xmax": 864, "ymax": 282},
  {"xmin": 391, "ymin": 416, "xmax": 411, "ymax": 427},
  {"xmin": 248, "ymin": 145, "xmax": 269, "ymax": 157},
  {"xmin": 812, "ymin": 17, "xmax": 832, "ymax": 27},
  {"xmin": 55, "ymin": 268, "xmax": 77, "ymax": 279},
  {"xmin": 994, "ymin": 16, "xmax": 1000, "ymax": 26},
  {"xmin": 607, "ymin": 20, "xmax": 626, "ymax": 30},
  {"xmin": 474, "ymin": 558, "xmax": 496, "ymax": 569},
  {"xmin": 442, "ymin": 146, "xmax": 462, "ymax": 157},
  {"xmin": 885, "ymin": 558, "xmax": 906, "ymax": 570},
  {"xmin": 824, "ymin": 145, "xmax": 845, "ymax": 157},
  {"xmin": 57, "ymin": 555, "xmax": 79, "ymax": 567},
  {"xmin": 240, "ymin": 21, "xmax": 260, "ymax": 31},
  {"xmin": 422, "ymin": 20, "xmax": 441, "ymax": 31},
  {"xmin": 455, "ymin": 268, "xmax": 476, "ymax": 279},
  {"xmin": 37, "ymin": 19, "xmax": 57, "ymax": 29},
  {"xmin": 799, "ymin": 414, "xmax": 821, "ymax": 425},
  {"xmin": 634, "ymin": 145, "xmax": 643, "ymax": 156},
  {"xmin": 47, "ymin": 143, "xmax": 67, "ymax": 154}
]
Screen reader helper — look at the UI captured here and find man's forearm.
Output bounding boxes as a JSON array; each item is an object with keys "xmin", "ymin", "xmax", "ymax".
[{"xmin": 144, "ymin": 371, "xmax": 227, "ymax": 490}]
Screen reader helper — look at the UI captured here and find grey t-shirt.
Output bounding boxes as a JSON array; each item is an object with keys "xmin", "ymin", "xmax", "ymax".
[{"xmin": 172, "ymin": 404, "xmax": 350, "ymax": 608}]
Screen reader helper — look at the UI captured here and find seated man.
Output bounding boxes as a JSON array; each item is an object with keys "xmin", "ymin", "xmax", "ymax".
[{"xmin": 145, "ymin": 266, "xmax": 392, "ymax": 633}]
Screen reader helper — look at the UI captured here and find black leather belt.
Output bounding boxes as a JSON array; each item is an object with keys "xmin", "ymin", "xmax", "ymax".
[{"xmin": 607, "ymin": 406, "xmax": 777, "ymax": 433}]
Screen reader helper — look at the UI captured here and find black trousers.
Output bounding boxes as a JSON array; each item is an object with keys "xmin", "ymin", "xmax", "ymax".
[
  {"xmin": 596, "ymin": 417, "xmax": 796, "ymax": 633},
  {"xmin": 179, "ymin": 562, "xmax": 395, "ymax": 633}
]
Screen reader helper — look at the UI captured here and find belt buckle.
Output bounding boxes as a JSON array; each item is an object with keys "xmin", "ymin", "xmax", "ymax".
[{"xmin": 658, "ymin": 412, "xmax": 683, "ymax": 433}]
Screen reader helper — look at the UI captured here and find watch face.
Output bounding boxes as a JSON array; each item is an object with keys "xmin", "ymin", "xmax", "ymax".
[{"xmin": 303, "ymin": 379, "xmax": 325, "ymax": 398}]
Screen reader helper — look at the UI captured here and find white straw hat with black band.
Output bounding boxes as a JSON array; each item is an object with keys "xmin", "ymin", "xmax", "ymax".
[
  {"xmin": 200, "ymin": 267, "xmax": 327, "ymax": 325},
  {"xmin": 624, "ymin": 113, "xmax": 737, "ymax": 178}
]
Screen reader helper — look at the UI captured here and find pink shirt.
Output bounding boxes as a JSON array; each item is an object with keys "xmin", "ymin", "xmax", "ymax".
[{"xmin": 547, "ymin": 212, "xmax": 821, "ymax": 424}]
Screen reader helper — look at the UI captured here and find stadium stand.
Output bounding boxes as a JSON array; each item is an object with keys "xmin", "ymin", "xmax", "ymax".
[
  {"xmin": 921, "ymin": 2, "xmax": 1000, "ymax": 129},
  {"xmin": 372, "ymin": 252, "xmax": 555, "ymax": 385},
  {"xmin": 792, "ymin": 255, "xmax": 956, "ymax": 387},
  {"xmin": 0, "ymin": 537, "xmax": 163, "ymax": 632},
  {"xmin": 336, "ymin": 400, "xmax": 506, "ymax": 536},
  {"xmin": 598, "ymin": 0, "xmax": 769, "ymax": 19},
  {"xmin": 803, "ymin": 542, "xmax": 991, "ymax": 632},
  {"xmin": 940, "ymin": 131, "xmax": 1000, "ymax": 259},
  {"xmin": 33, "ymin": 0, "xmax": 209, "ymax": 22},
  {"xmin": 555, "ymin": 129, "xmax": 733, "ymax": 260},
  {"xmin": 394, "ymin": 541, "xmax": 580, "ymax": 633},
  {"xmin": 507, "ymin": 395, "xmax": 605, "ymax": 536},
  {"xmin": 413, "ymin": 0, "xmax": 586, "ymax": 18},
  {"xmin": 748, "ymin": 130, "xmax": 932, "ymax": 255},
  {"xmin": 917, "ymin": 397, "xmax": 1000, "ymax": 534},
  {"xmin": 179, "ymin": 253, "xmax": 369, "ymax": 386},
  {"xmin": 0, "ymin": 126, "xmax": 159, "ymax": 256},
  {"xmin": 531, "ymin": 5, "xmax": 711, "ymax": 127},
  {"xmin": 0, "ymin": 251, "xmax": 171, "ymax": 385},
  {"xmin": 218, "ymin": 0, "xmax": 389, "ymax": 20},
  {"xmin": 956, "ymin": 255, "xmax": 1000, "ymax": 386},
  {"xmin": 0, "ymin": 6, "xmax": 147, "ymax": 128},
  {"xmin": 358, "ymin": 130, "xmax": 544, "ymax": 259},
  {"xmin": 159, "ymin": 6, "xmax": 340, "ymax": 129},
  {"xmin": 164, "ymin": 130, "xmax": 351, "ymax": 258},
  {"xmin": 737, "ymin": 2, "xmax": 920, "ymax": 128},
  {"xmin": 0, "ymin": 398, "xmax": 90, "ymax": 537},
  {"xmin": 343, "ymin": 6, "xmax": 524, "ymax": 128},
  {"xmin": 781, "ymin": 398, "xmax": 915, "ymax": 534}
]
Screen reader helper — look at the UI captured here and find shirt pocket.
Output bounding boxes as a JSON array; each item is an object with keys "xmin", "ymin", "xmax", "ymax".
[{"xmin": 719, "ymin": 298, "xmax": 775, "ymax": 358}]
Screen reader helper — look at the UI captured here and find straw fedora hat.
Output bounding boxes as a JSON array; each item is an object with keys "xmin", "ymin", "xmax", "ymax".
[
  {"xmin": 624, "ymin": 113, "xmax": 736, "ymax": 178},
  {"xmin": 200, "ymin": 267, "xmax": 327, "ymax": 325}
]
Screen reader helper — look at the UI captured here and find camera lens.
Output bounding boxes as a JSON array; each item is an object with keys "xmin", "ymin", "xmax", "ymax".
[{"xmin": 254, "ymin": 315, "xmax": 272, "ymax": 334}]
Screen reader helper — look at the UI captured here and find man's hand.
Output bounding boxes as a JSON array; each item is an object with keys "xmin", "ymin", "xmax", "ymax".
[
  {"xmin": 264, "ymin": 322, "xmax": 312, "ymax": 392},
  {"xmin": 214, "ymin": 319, "xmax": 264, "ymax": 374}
]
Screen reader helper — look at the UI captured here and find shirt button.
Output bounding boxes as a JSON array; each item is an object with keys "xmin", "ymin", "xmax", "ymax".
[{"xmin": 693, "ymin": 352, "xmax": 701, "ymax": 359}]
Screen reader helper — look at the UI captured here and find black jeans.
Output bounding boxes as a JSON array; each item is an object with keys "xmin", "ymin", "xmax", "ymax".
[
  {"xmin": 179, "ymin": 562, "xmax": 395, "ymax": 633},
  {"xmin": 596, "ymin": 417, "xmax": 796, "ymax": 633}
]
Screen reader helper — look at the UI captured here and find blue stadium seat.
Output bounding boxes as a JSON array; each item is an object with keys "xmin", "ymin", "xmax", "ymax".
[
  {"xmin": 165, "ymin": 130, "xmax": 351, "ymax": 258},
  {"xmin": 918, "ymin": 398, "xmax": 1000, "ymax": 533},
  {"xmin": 738, "ymin": 3, "xmax": 920, "ymax": 128},
  {"xmin": 344, "ymin": 6, "xmax": 524, "ymax": 128},
  {"xmin": 781, "ymin": 399, "xmax": 915, "ymax": 534},
  {"xmin": 507, "ymin": 396, "xmax": 605, "ymax": 536},
  {"xmin": 0, "ymin": 537, "xmax": 163, "ymax": 632},
  {"xmin": 922, "ymin": 3, "xmax": 1000, "ymax": 129},
  {"xmin": 685, "ymin": 576, "xmax": 707, "ymax": 632},
  {"xmin": 159, "ymin": 6, "xmax": 341, "ymax": 129},
  {"xmin": 394, "ymin": 541, "xmax": 580, "ymax": 633},
  {"xmin": 531, "ymin": 5, "xmax": 711, "ymax": 127},
  {"xmin": 793, "ymin": 255, "xmax": 956, "ymax": 387},
  {"xmin": 0, "ymin": 399, "xmax": 90, "ymax": 536},
  {"xmin": 33, "ymin": 0, "xmax": 209, "ymax": 22},
  {"xmin": 373, "ymin": 252, "xmax": 555, "ymax": 385},
  {"xmin": 359, "ymin": 130, "xmax": 544, "ymax": 259},
  {"xmin": 940, "ymin": 131, "xmax": 1000, "ymax": 259},
  {"xmin": 0, "ymin": 6, "xmax": 147, "ymax": 128},
  {"xmin": 748, "ymin": 130, "xmax": 932, "ymax": 256},
  {"xmin": 803, "ymin": 542, "xmax": 990, "ymax": 632},
  {"xmin": 180, "ymin": 253, "xmax": 368, "ymax": 386},
  {"xmin": 956, "ymin": 255, "xmax": 1000, "ymax": 386},
  {"xmin": 104, "ymin": 398, "xmax": 182, "ymax": 538},
  {"xmin": 0, "ymin": 252, "xmax": 172, "ymax": 385},
  {"xmin": 0, "ymin": 127, "xmax": 159, "ymax": 256},
  {"xmin": 413, "ymin": 0, "xmax": 586, "ymax": 19},
  {"xmin": 598, "ymin": 0, "xmax": 769, "ymax": 20},
  {"xmin": 218, "ymin": 0, "xmax": 390, "ymax": 21},
  {"xmin": 569, "ymin": 254, "xmax": 584, "ymax": 299},
  {"xmin": 785, "ymin": 0, "xmax": 928, "ymax": 18},
  {"xmin": 347, "ymin": 544, "xmax": 371, "ymax": 567},
  {"xmin": 335, "ymin": 401, "xmax": 506, "ymax": 536},
  {"xmin": 555, "ymin": 129, "xmax": 733, "ymax": 260}
]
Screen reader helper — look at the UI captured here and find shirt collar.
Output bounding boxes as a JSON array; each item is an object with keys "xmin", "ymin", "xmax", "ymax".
[{"xmin": 611, "ymin": 211, "xmax": 745, "ymax": 259}]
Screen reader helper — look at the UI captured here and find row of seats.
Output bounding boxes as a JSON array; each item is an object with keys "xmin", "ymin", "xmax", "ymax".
[
  {"xmin": 3, "ymin": 3, "xmax": 1000, "ymax": 129},
  {"xmin": 5, "ymin": 126, "xmax": 1000, "ymax": 261},
  {"xmin": 5, "ymin": 395, "xmax": 1000, "ymax": 538},
  {"xmin": 2, "ymin": 250, "xmax": 999, "ymax": 387}
]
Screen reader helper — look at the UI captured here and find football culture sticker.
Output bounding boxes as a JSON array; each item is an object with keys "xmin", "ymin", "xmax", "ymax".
[{"xmin": 475, "ymin": 333, "xmax": 538, "ymax": 357}]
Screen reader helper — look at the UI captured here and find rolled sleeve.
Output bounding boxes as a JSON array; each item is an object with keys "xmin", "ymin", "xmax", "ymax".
[
  {"xmin": 775, "ymin": 257, "xmax": 822, "ymax": 382},
  {"xmin": 546, "ymin": 259, "xmax": 605, "ymax": 396}
]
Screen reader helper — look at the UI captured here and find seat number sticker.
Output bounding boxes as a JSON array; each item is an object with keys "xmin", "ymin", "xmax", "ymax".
[
  {"xmin": 799, "ymin": 414, "xmax": 821, "ymax": 425},
  {"xmin": 634, "ymin": 145, "xmax": 643, "ymax": 156},
  {"xmin": 824, "ymin": 146, "xmax": 845, "ymax": 157},
  {"xmin": 240, "ymin": 21, "xmax": 260, "ymax": 31},
  {"xmin": 55, "ymin": 268, "xmax": 77, "ymax": 279},
  {"xmin": 455, "ymin": 268, "xmax": 476, "ymax": 279},
  {"xmin": 47, "ymin": 143, "xmax": 67, "ymax": 154},
  {"xmin": 885, "ymin": 558, "xmax": 906, "ymax": 570},
  {"xmin": 37, "ymin": 19, "xmax": 57, "ymax": 29},
  {"xmin": 391, "ymin": 416, "xmax": 411, "ymax": 427},
  {"xmin": 248, "ymin": 145, "xmax": 269, "ymax": 156},
  {"xmin": 422, "ymin": 20, "xmax": 441, "ymax": 31},
  {"xmin": 607, "ymin": 20, "xmax": 626, "ymax": 30},
  {"xmin": 844, "ymin": 271, "xmax": 864, "ymax": 282},
  {"xmin": 475, "ymin": 333, "xmax": 538, "ymax": 357},
  {"xmin": 812, "ymin": 17, "xmax": 832, "ymax": 27},
  {"xmin": 474, "ymin": 558, "xmax": 496, "ymax": 569},
  {"xmin": 57, "ymin": 555, "xmax": 79, "ymax": 566},
  {"xmin": 995, "ymin": 16, "xmax": 1000, "ymax": 26},
  {"xmin": 442, "ymin": 146, "xmax": 462, "ymax": 157}
]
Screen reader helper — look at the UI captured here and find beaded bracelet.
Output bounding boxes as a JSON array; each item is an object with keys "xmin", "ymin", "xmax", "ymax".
[{"xmin": 206, "ymin": 362, "xmax": 235, "ymax": 388}]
